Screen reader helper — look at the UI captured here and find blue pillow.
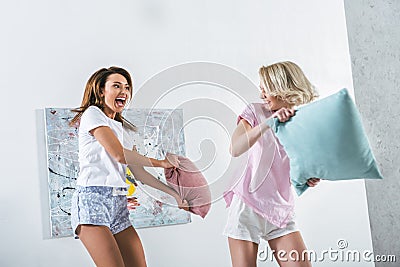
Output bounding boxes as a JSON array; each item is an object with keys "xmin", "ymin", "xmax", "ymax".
[{"xmin": 268, "ymin": 88, "xmax": 383, "ymax": 196}]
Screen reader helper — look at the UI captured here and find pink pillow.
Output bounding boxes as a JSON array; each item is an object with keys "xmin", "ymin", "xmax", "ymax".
[{"xmin": 164, "ymin": 154, "xmax": 211, "ymax": 218}]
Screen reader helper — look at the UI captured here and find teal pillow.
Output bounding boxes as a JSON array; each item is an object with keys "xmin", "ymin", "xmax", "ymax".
[{"xmin": 269, "ymin": 88, "xmax": 383, "ymax": 196}]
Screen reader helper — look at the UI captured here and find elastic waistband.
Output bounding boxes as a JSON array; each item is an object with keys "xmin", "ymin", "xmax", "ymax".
[{"xmin": 75, "ymin": 186, "xmax": 128, "ymax": 196}]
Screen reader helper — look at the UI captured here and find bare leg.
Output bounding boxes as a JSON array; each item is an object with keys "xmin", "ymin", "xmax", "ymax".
[
  {"xmin": 268, "ymin": 231, "xmax": 311, "ymax": 267},
  {"xmin": 228, "ymin": 237, "xmax": 259, "ymax": 267},
  {"xmin": 78, "ymin": 225, "xmax": 125, "ymax": 267},
  {"xmin": 114, "ymin": 226, "xmax": 147, "ymax": 267}
]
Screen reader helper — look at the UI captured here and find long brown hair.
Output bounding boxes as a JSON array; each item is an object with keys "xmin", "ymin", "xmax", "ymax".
[{"xmin": 70, "ymin": 66, "xmax": 136, "ymax": 131}]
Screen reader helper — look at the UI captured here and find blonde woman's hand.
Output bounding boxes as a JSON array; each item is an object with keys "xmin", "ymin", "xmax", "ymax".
[
  {"xmin": 307, "ymin": 178, "xmax": 321, "ymax": 187},
  {"xmin": 273, "ymin": 107, "xmax": 295, "ymax": 122}
]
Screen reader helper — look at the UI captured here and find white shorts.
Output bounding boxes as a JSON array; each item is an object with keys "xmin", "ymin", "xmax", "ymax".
[{"xmin": 223, "ymin": 195, "xmax": 298, "ymax": 244}]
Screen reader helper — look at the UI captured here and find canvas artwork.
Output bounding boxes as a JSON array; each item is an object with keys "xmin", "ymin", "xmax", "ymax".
[{"xmin": 44, "ymin": 107, "xmax": 190, "ymax": 238}]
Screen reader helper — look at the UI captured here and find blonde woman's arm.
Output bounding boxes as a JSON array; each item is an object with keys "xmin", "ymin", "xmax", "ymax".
[
  {"xmin": 229, "ymin": 119, "xmax": 270, "ymax": 157},
  {"xmin": 229, "ymin": 107, "xmax": 295, "ymax": 157}
]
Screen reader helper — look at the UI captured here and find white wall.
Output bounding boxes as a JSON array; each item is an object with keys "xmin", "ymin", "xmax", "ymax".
[{"xmin": 0, "ymin": 0, "xmax": 374, "ymax": 266}]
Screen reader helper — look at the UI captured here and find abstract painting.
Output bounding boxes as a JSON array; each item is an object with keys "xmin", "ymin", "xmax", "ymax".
[{"xmin": 44, "ymin": 108, "xmax": 190, "ymax": 238}]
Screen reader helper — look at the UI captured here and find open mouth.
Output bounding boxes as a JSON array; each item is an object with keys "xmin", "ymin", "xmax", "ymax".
[{"xmin": 115, "ymin": 97, "xmax": 126, "ymax": 107}]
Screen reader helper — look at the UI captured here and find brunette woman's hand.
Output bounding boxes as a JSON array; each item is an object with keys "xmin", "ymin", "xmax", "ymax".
[
  {"xmin": 273, "ymin": 107, "xmax": 295, "ymax": 122},
  {"xmin": 175, "ymin": 197, "xmax": 190, "ymax": 211},
  {"xmin": 161, "ymin": 153, "xmax": 180, "ymax": 169},
  {"xmin": 307, "ymin": 178, "xmax": 321, "ymax": 187}
]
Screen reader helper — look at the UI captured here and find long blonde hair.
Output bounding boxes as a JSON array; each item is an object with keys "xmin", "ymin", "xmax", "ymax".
[
  {"xmin": 259, "ymin": 61, "xmax": 318, "ymax": 106},
  {"xmin": 70, "ymin": 66, "xmax": 136, "ymax": 130}
]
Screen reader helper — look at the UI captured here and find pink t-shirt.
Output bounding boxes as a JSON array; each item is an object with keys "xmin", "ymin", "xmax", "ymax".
[{"xmin": 223, "ymin": 103, "xmax": 295, "ymax": 228}]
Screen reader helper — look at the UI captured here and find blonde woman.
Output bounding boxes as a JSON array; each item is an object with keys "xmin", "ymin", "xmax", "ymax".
[{"xmin": 224, "ymin": 61, "xmax": 320, "ymax": 267}]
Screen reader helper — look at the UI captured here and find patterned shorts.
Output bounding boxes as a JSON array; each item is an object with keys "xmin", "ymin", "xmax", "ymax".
[
  {"xmin": 70, "ymin": 186, "xmax": 132, "ymax": 239},
  {"xmin": 223, "ymin": 195, "xmax": 298, "ymax": 244}
]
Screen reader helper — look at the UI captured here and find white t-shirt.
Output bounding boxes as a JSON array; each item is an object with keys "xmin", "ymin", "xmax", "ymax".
[{"xmin": 77, "ymin": 106, "xmax": 128, "ymax": 187}]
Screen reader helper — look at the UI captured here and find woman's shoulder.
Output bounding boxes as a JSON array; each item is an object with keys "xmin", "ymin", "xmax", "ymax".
[
  {"xmin": 85, "ymin": 105, "xmax": 102, "ymax": 113},
  {"xmin": 241, "ymin": 102, "xmax": 256, "ymax": 113},
  {"xmin": 244, "ymin": 102, "xmax": 267, "ymax": 110},
  {"xmin": 80, "ymin": 105, "xmax": 109, "ymax": 125},
  {"xmin": 82, "ymin": 105, "xmax": 105, "ymax": 118},
  {"xmin": 247, "ymin": 103, "xmax": 273, "ymax": 117}
]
